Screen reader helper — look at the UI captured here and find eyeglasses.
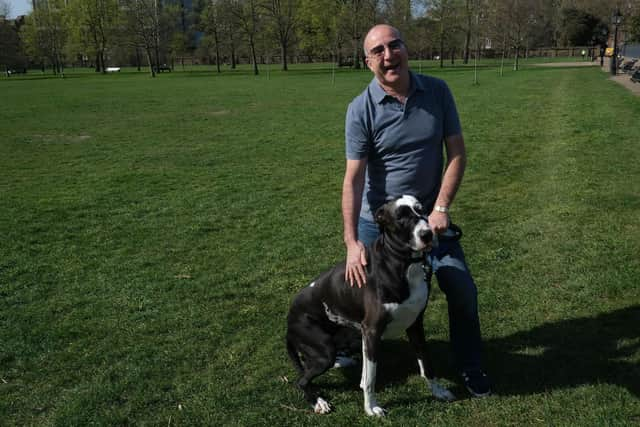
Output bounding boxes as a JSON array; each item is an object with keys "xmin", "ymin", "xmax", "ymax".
[{"xmin": 367, "ymin": 39, "xmax": 404, "ymax": 58}]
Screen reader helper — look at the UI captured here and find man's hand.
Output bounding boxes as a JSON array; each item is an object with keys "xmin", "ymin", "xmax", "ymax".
[
  {"xmin": 345, "ymin": 240, "xmax": 368, "ymax": 288},
  {"xmin": 428, "ymin": 210, "xmax": 450, "ymax": 235}
]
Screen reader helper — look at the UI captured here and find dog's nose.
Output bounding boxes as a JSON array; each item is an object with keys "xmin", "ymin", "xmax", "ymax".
[{"xmin": 419, "ymin": 229, "xmax": 433, "ymax": 243}]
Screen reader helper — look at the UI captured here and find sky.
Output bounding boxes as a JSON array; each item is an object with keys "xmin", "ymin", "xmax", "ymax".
[{"xmin": 5, "ymin": 0, "xmax": 31, "ymax": 18}]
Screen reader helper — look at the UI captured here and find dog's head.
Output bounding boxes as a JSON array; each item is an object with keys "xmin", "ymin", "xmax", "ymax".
[{"xmin": 374, "ymin": 195, "xmax": 432, "ymax": 252}]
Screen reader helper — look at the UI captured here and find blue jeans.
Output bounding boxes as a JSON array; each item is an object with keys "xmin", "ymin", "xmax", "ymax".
[{"xmin": 358, "ymin": 217, "xmax": 484, "ymax": 373}]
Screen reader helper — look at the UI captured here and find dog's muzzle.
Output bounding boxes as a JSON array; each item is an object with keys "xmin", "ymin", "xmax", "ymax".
[{"xmin": 418, "ymin": 228, "xmax": 433, "ymax": 245}]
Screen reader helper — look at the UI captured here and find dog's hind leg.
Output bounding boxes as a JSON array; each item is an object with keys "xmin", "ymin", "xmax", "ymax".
[
  {"xmin": 295, "ymin": 334, "xmax": 336, "ymax": 414},
  {"xmin": 406, "ymin": 314, "xmax": 456, "ymax": 402}
]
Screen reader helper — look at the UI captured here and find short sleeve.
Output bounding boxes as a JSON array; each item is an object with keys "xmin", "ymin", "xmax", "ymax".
[
  {"xmin": 441, "ymin": 82, "xmax": 462, "ymax": 137},
  {"xmin": 345, "ymin": 100, "xmax": 370, "ymax": 160}
]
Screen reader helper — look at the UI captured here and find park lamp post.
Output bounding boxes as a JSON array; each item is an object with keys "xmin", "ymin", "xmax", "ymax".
[{"xmin": 610, "ymin": 9, "xmax": 623, "ymax": 75}]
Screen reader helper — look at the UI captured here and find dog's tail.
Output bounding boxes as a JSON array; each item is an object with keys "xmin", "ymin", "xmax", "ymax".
[{"xmin": 286, "ymin": 335, "xmax": 304, "ymax": 375}]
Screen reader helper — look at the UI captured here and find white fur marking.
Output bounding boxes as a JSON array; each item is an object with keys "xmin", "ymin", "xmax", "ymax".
[
  {"xmin": 323, "ymin": 302, "xmax": 361, "ymax": 330},
  {"xmin": 418, "ymin": 358, "xmax": 427, "ymax": 377},
  {"xmin": 382, "ymin": 267, "xmax": 428, "ymax": 339},
  {"xmin": 314, "ymin": 397, "xmax": 331, "ymax": 414},
  {"xmin": 309, "ymin": 281, "xmax": 315, "ymax": 287},
  {"xmin": 395, "ymin": 195, "xmax": 422, "ymax": 215},
  {"xmin": 418, "ymin": 359, "xmax": 456, "ymax": 401},
  {"xmin": 395, "ymin": 195, "xmax": 431, "ymax": 251},
  {"xmin": 361, "ymin": 340, "xmax": 385, "ymax": 416}
]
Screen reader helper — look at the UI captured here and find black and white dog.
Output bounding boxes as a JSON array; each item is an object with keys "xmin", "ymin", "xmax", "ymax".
[{"xmin": 286, "ymin": 195, "xmax": 455, "ymax": 416}]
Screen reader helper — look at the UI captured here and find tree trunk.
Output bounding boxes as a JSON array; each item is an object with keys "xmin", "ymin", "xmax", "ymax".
[
  {"xmin": 249, "ymin": 38, "xmax": 259, "ymax": 75},
  {"xmin": 146, "ymin": 49, "xmax": 156, "ymax": 77},
  {"xmin": 281, "ymin": 43, "xmax": 288, "ymax": 71}
]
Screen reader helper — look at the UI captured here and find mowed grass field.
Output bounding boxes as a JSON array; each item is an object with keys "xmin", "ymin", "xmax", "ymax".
[{"xmin": 1, "ymin": 62, "xmax": 639, "ymax": 426}]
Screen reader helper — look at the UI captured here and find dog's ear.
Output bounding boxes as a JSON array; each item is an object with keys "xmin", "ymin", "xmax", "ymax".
[{"xmin": 374, "ymin": 204, "xmax": 394, "ymax": 230}]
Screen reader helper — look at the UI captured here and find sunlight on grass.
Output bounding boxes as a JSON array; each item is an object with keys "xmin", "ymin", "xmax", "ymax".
[{"xmin": 1, "ymin": 63, "xmax": 639, "ymax": 426}]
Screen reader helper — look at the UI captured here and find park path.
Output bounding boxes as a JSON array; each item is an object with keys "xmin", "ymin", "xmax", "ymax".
[{"xmin": 610, "ymin": 73, "xmax": 640, "ymax": 96}]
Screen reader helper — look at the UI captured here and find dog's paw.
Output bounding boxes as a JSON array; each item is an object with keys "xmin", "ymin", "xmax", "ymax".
[
  {"xmin": 430, "ymin": 380, "xmax": 456, "ymax": 402},
  {"xmin": 333, "ymin": 356, "xmax": 357, "ymax": 368},
  {"xmin": 365, "ymin": 405, "xmax": 387, "ymax": 417},
  {"xmin": 313, "ymin": 397, "xmax": 332, "ymax": 414}
]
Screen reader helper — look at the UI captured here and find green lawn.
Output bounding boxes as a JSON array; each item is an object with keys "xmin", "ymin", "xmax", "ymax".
[{"xmin": 1, "ymin": 63, "xmax": 639, "ymax": 426}]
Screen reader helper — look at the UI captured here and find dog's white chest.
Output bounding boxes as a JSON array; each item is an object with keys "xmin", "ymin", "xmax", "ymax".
[{"xmin": 382, "ymin": 263, "xmax": 428, "ymax": 339}]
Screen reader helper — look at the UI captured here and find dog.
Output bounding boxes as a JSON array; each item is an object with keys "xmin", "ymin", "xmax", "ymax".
[{"xmin": 286, "ymin": 195, "xmax": 455, "ymax": 416}]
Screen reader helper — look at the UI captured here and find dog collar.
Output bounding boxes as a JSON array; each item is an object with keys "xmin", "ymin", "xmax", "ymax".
[{"xmin": 410, "ymin": 251, "xmax": 426, "ymax": 264}]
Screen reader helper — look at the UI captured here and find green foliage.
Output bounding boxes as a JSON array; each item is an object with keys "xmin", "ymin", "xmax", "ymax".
[
  {"xmin": 628, "ymin": 13, "xmax": 640, "ymax": 43},
  {"xmin": 21, "ymin": 1, "xmax": 69, "ymax": 73},
  {"xmin": 561, "ymin": 7, "xmax": 606, "ymax": 46},
  {"xmin": 1, "ymin": 63, "xmax": 639, "ymax": 425},
  {"xmin": 65, "ymin": 0, "xmax": 121, "ymax": 72},
  {"xmin": 0, "ymin": 19, "xmax": 26, "ymax": 69}
]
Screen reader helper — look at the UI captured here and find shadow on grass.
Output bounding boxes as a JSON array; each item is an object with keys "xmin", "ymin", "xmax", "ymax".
[
  {"xmin": 323, "ymin": 305, "xmax": 640, "ymax": 399},
  {"xmin": 486, "ymin": 304, "xmax": 640, "ymax": 398}
]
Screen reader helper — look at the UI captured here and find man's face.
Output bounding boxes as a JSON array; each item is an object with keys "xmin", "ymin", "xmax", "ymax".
[{"xmin": 364, "ymin": 26, "xmax": 409, "ymax": 88}]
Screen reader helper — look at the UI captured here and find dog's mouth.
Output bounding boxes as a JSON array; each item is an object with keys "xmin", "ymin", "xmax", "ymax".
[
  {"xmin": 419, "ymin": 228, "xmax": 433, "ymax": 244},
  {"xmin": 412, "ymin": 227, "xmax": 433, "ymax": 252}
]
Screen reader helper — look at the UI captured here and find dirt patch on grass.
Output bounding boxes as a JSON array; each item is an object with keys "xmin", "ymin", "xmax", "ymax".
[{"xmin": 206, "ymin": 110, "xmax": 231, "ymax": 116}]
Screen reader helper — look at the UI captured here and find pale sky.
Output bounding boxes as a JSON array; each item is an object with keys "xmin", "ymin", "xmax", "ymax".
[{"xmin": 5, "ymin": 0, "xmax": 31, "ymax": 18}]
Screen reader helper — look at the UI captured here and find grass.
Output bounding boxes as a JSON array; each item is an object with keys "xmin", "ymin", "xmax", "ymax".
[{"xmin": 1, "ymin": 62, "xmax": 639, "ymax": 426}]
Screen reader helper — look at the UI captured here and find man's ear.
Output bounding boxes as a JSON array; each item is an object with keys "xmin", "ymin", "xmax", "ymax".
[{"xmin": 374, "ymin": 204, "xmax": 393, "ymax": 230}]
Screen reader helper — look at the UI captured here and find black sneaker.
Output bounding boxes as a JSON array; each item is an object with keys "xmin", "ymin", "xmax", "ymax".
[{"xmin": 462, "ymin": 370, "xmax": 491, "ymax": 397}]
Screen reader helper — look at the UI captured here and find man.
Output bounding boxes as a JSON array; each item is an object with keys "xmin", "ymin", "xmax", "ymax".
[{"xmin": 341, "ymin": 24, "xmax": 491, "ymax": 397}]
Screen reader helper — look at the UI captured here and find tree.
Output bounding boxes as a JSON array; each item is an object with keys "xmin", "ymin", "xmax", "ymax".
[
  {"xmin": 122, "ymin": 0, "xmax": 162, "ymax": 77},
  {"xmin": 262, "ymin": 0, "xmax": 299, "ymax": 70},
  {"xmin": 428, "ymin": 0, "xmax": 463, "ymax": 68},
  {"xmin": 230, "ymin": 0, "xmax": 261, "ymax": 75},
  {"xmin": 0, "ymin": 18, "xmax": 27, "ymax": 72},
  {"xmin": 0, "ymin": 0, "xmax": 11, "ymax": 18},
  {"xmin": 66, "ymin": 0, "xmax": 120, "ymax": 73},
  {"xmin": 629, "ymin": 13, "xmax": 640, "ymax": 43},
  {"xmin": 382, "ymin": 0, "xmax": 413, "ymax": 38},
  {"xmin": 22, "ymin": 0, "xmax": 69, "ymax": 75},
  {"xmin": 561, "ymin": 7, "xmax": 603, "ymax": 46},
  {"xmin": 297, "ymin": 0, "xmax": 343, "ymax": 62}
]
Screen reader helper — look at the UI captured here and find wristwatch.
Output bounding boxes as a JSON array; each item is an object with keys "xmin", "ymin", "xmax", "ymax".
[{"xmin": 434, "ymin": 205, "xmax": 449, "ymax": 213}]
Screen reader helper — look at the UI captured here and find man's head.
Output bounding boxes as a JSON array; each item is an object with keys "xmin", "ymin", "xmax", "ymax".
[{"xmin": 363, "ymin": 24, "xmax": 410, "ymax": 92}]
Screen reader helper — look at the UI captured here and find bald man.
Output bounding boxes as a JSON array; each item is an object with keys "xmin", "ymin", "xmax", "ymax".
[{"xmin": 341, "ymin": 24, "xmax": 491, "ymax": 397}]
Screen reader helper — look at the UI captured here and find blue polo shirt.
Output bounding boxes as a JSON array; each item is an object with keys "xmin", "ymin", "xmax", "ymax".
[{"xmin": 345, "ymin": 72, "xmax": 462, "ymax": 221}]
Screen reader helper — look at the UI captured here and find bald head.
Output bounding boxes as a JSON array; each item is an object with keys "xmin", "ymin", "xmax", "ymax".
[{"xmin": 363, "ymin": 25, "xmax": 403, "ymax": 56}]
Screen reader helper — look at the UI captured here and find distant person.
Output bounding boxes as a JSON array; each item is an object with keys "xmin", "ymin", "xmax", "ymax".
[{"xmin": 341, "ymin": 24, "xmax": 491, "ymax": 397}]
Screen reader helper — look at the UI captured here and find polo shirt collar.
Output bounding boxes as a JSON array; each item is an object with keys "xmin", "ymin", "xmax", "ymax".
[{"xmin": 369, "ymin": 71, "xmax": 424, "ymax": 104}]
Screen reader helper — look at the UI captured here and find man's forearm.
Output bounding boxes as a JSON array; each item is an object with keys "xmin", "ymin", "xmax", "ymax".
[
  {"xmin": 435, "ymin": 135, "xmax": 466, "ymax": 210},
  {"xmin": 435, "ymin": 154, "xmax": 465, "ymax": 209}
]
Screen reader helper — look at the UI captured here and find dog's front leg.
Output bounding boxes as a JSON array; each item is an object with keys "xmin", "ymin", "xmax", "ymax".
[
  {"xmin": 360, "ymin": 325, "xmax": 386, "ymax": 416},
  {"xmin": 406, "ymin": 314, "xmax": 456, "ymax": 402}
]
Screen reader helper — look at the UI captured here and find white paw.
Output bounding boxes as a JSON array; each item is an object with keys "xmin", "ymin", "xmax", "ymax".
[
  {"xmin": 365, "ymin": 405, "xmax": 387, "ymax": 417},
  {"xmin": 314, "ymin": 397, "xmax": 332, "ymax": 414},
  {"xmin": 430, "ymin": 380, "xmax": 456, "ymax": 402},
  {"xmin": 333, "ymin": 356, "xmax": 357, "ymax": 368}
]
